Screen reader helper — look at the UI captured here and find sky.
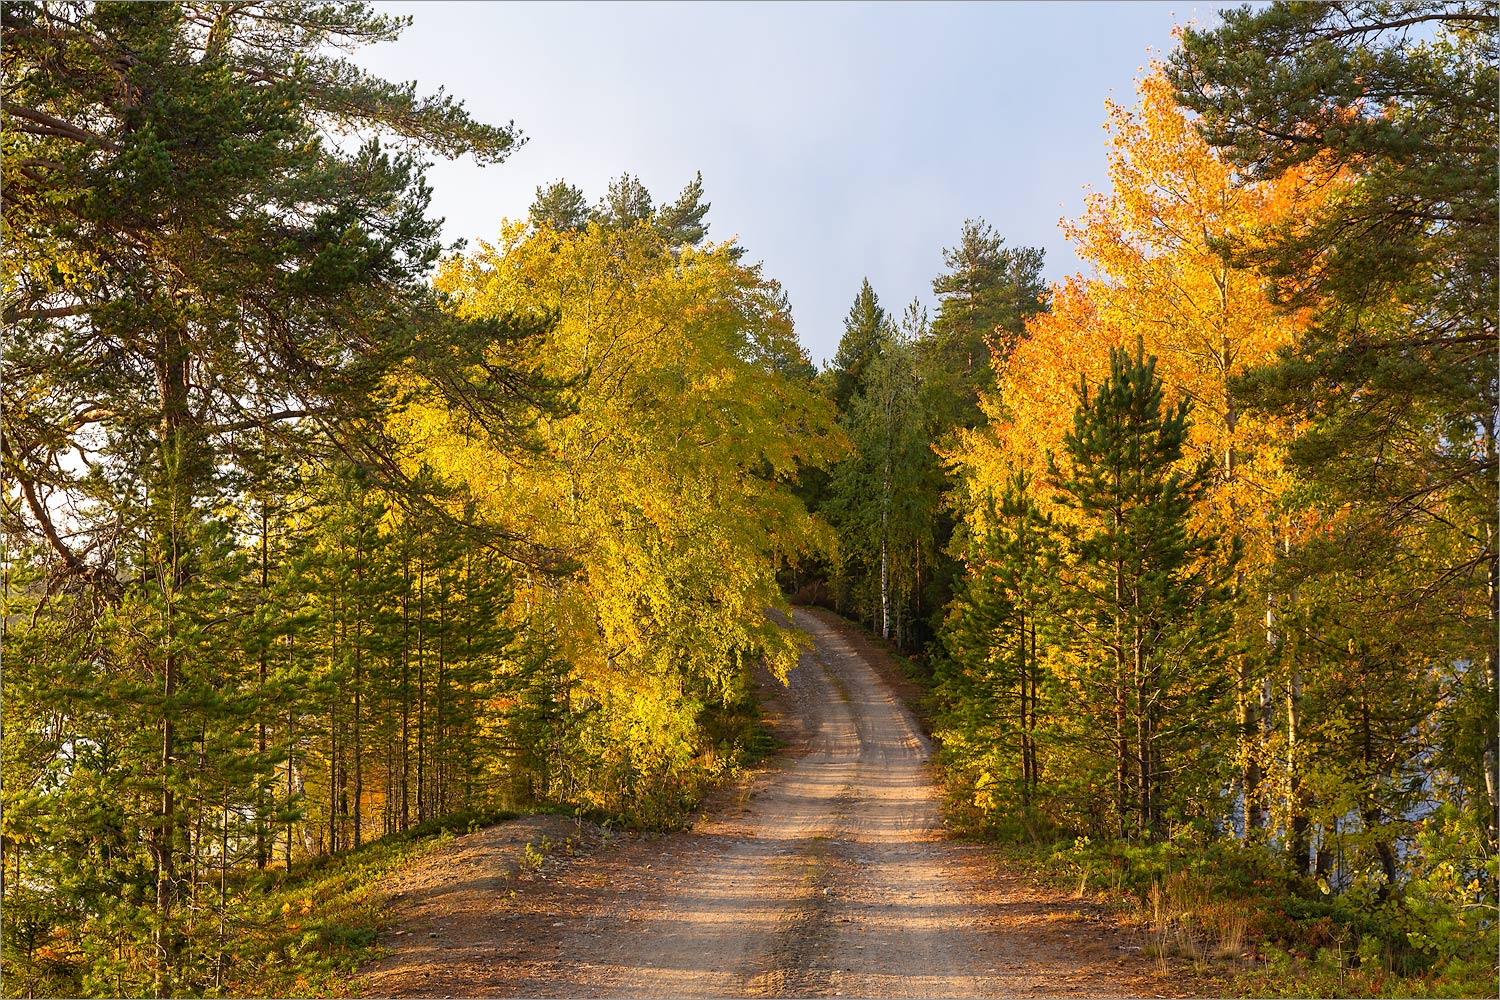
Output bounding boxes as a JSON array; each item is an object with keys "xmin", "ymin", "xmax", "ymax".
[{"xmin": 355, "ymin": 1, "xmax": 1218, "ymax": 366}]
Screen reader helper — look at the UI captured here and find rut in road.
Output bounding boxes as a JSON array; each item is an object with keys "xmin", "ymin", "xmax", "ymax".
[{"xmin": 360, "ymin": 607, "xmax": 1187, "ymax": 999}]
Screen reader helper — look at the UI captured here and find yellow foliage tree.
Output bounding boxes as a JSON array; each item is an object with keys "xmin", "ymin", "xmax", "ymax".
[{"xmin": 394, "ymin": 218, "xmax": 841, "ymax": 820}]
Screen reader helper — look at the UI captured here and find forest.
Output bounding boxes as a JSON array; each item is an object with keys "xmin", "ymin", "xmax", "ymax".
[{"xmin": 1, "ymin": 1, "xmax": 1495, "ymax": 998}]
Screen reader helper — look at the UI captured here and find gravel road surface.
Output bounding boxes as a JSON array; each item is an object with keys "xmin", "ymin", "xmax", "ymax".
[{"xmin": 359, "ymin": 608, "xmax": 1192, "ymax": 998}]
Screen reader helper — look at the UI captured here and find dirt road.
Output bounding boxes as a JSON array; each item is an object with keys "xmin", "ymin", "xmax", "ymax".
[{"xmin": 359, "ymin": 608, "xmax": 1190, "ymax": 998}]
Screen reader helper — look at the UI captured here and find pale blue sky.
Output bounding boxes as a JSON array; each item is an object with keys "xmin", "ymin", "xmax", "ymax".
[{"xmin": 356, "ymin": 1, "xmax": 1217, "ymax": 365}]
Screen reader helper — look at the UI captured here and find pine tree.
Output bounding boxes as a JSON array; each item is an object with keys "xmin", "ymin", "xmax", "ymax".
[
  {"xmin": 594, "ymin": 172, "xmax": 655, "ymax": 229},
  {"xmin": 1171, "ymin": 1, "xmax": 1499, "ymax": 846},
  {"xmin": 824, "ymin": 279, "xmax": 888, "ymax": 414},
  {"xmin": 657, "ymin": 170, "xmax": 711, "ymax": 246},
  {"xmin": 826, "ymin": 309, "xmax": 934, "ymax": 643},
  {"xmin": 907, "ymin": 222, "xmax": 1050, "ymax": 654},
  {"xmin": 924, "ymin": 219, "xmax": 1048, "ymax": 429},
  {"xmin": 1051, "ymin": 341, "xmax": 1233, "ymax": 840},
  {"xmin": 530, "ymin": 180, "xmax": 591, "ymax": 231},
  {"xmin": 0, "ymin": 4, "xmax": 544, "ymax": 991},
  {"xmin": 938, "ymin": 473, "xmax": 1056, "ymax": 818}
]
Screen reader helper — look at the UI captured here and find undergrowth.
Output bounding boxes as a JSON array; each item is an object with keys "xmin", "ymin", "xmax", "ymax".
[
  {"xmin": 220, "ymin": 806, "xmax": 525, "ymax": 997},
  {"xmin": 3, "ymin": 806, "xmax": 540, "ymax": 999},
  {"xmin": 982, "ymin": 831, "xmax": 1497, "ymax": 999}
]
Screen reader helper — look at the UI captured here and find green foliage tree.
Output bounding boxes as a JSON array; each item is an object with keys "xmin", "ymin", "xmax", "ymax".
[
  {"xmin": 657, "ymin": 170, "xmax": 711, "ymax": 246},
  {"xmin": 532, "ymin": 170, "xmax": 729, "ymax": 254},
  {"xmin": 884, "ymin": 221, "xmax": 1051, "ymax": 657},
  {"xmin": 593, "ymin": 171, "xmax": 655, "ymax": 229},
  {"xmin": 825, "ymin": 302, "xmax": 937, "ymax": 644},
  {"xmin": 1050, "ymin": 342, "xmax": 1234, "ymax": 840},
  {"xmin": 0, "ymin": 3, "xmax": 547, "ymax": 993},
  {"xmin": 530, "ymin": 179, "xmax": 591, "ymax": 231},
  {"xmin": 936, "ymin": 473, "xmax": 1056, "ymax": 823},
  {"xmin": 1171, "ymin": 0, "xmax": 1499, "ymax": 847},
  {"xmin": 923, "ymin": 219, "xmax": 1048, "ymax": 429},
  {"xmin": 823, "ymin": 278, "xmax": 888, "ymax": 415}
]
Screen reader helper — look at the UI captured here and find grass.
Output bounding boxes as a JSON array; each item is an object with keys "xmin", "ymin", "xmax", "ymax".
[
  {"xmin": 1, "ymin": 805, "xmax": 582, "ymax": 998},
  {"xmin": 220, "ymin": 806, "xmax": 523, "ymax": 997},
  {"xmin": 976, "ymin": 835, "xmax": 1498, "ymax": 999}
]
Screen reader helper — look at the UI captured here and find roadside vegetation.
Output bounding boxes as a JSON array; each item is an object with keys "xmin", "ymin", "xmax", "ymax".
[
  {"xmin": 6, "ymin": 807, "xmax": 517, "ymax": 999},
  {"xmin": 981, "ymin": 832, "xmax": 1498, "ymax": 999}
]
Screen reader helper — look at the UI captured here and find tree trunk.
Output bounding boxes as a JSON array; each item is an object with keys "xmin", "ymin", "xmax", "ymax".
[
  {"xmin": 328, "ymin": 706, "xmax": 339, "ymax": 855},
  {"xmin": 256, "ymin": 500, "xmax": 270, "ymax": 870},
  {"xmin": 1288, "ymin": 671, "xmax": 1309, "ymax": 874},
  {"xmin": 880, "ymin": 450, "xmax": 891, "ymax": 641},
  {"xmin": 416, "ymin": 547, "xmax": 428, "ymax": 824},
  {"xmin": 436, "ymin": 576, "xmax": 448, "ymax": 818},
  {"xmin": 1359, "ymin": 686, "xmax": 1397, "ymax": 894},
  {"xmin": 1027, "ymin": 618, "xmax": 1041, "ymax": 796},
  {"xmin": 1136, "ymin": 630, "xmax": 1151, "ymax": 840},
  {"xmin": 1236, "ymin": 568, "xmax": 1263, "ymax": 842},
  {"xmin": 1017, "ymin": 611, "xmax": 1030, "ymax": 808},
  {"xmin": 151, "ymin": 318, "xmax": 194, "ymax": 997},
  {"xmin": 1114, "ymin": 551, "xmax": 1128, "ymax": 840},
  {"xmin": 1315, "ymin": 817, "xmax": 1335, "ymax": 880},
  {"xmin": 154, "ymin": 648, "xmax": 177, "ymax": 996},
  {"xmin": 353, "ymin": 524, "xmax": 364, "ymax": 850},
  {"xmin": 401, "ymin": 539, "xmax": 412, "ymax": 833},
  {"xmin": 285, "ymin": 634, "xmax": 295, "ymax": 870},
  {"xmin": 1484, "ymin": 505, "xmax": 1498, "ymax": 849}
]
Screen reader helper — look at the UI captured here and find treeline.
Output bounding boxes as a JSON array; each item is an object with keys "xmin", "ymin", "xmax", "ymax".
[
  {"xmin": 800, "ymin": 223, "xmax": 1048, "ymax": 648},
  {"xmin": 1, "ymin": 3, "xmax": 834, "ymax": 996},
  {"xmin": 807, "ymin": 2, "xmax": 1496, "ymax": 987}
]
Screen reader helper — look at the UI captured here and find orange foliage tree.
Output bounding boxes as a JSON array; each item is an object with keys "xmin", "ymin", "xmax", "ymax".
[{"xmin": 943, "ymin": 66, "xmax": 1336, "ymax": 837}]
